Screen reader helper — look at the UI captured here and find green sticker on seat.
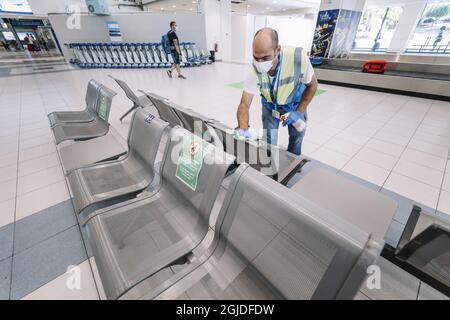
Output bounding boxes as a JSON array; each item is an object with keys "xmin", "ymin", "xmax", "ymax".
[
  {"xmin": 97, "ymin": 95, "xmax": 108, "ymax": 121},
  {"xmin": 176, "ymin": 135, "xmax": 211, "ymax": 191}
]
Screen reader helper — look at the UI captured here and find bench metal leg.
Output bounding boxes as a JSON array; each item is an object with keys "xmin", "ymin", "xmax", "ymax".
[
  {"xmin": 120, "ymin": 103, "xmax": 139, "ymax": 122},
  {"xmin": 280, "ymin": 158, "xmax": 310, "ymax": 186}
]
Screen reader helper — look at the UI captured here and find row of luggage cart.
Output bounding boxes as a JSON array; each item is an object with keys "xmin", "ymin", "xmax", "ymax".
[{"xmin": 66, "ymin": 42, "xmax": 213, "ymax": 69}]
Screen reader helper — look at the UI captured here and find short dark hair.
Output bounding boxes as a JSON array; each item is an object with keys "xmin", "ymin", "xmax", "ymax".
[
  {"xmin": 170, "ymin": 21, "xmax": 176, "ymax": 28},
  {"xmin": 255, "ymin": 28, "xmax": 279, "ymax": 49}
]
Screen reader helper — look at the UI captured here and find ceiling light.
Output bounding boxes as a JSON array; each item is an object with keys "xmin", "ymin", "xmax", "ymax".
[{"xmin": 172, "ymin": 5, "xmax": 176, "ymax": 8}]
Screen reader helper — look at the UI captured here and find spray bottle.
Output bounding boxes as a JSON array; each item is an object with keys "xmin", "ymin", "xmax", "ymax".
[{"xmin": 279, "ymin": 112, "xmax": 307, "ymax": 132}]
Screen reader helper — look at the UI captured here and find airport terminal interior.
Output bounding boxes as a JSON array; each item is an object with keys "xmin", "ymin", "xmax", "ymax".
[{"xmin": 0, "ymin": 0, "xmax": 449, "ymax": 300}]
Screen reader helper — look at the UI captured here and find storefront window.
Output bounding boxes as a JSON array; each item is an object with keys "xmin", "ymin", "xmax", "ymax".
[
  {"xmin": 353, "ymin": 6, "xmax": 403, "ymax": 52},
  {"xmin": 406, "ymin": 1, "xmax": 450, "ymax": 54}
]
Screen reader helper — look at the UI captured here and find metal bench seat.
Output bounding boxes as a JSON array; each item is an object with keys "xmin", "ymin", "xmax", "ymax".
[
  {"xmin": 208, "ymin": 120, "xmax": 308, "ymax": 185},
  {"xmin": 138, "ymin": 92, "xmax": 307, "ymax": 184},
  {"xmin": 141, "ymin": 91, "xmax": 212, "ymax": 137},
  {"xmin": 58, "ymin": 133, "xmax": 127, "ymax": 175},
  {"xmin": 47, "ymin": 79, "xmax": 101, "ymax": 128},
  {"xmin": 67, "ymin": 108, "xmax": 169, "ymax": 215},
  {"xmin": 142, "ymin": 92, "xmax": 184, "ymax": 128},
  {"xmin": 132, "ymin": 165, "xmax": 383, "ymax": 300},
  {"xmin": 52, "ymin": 85, "xmax": 117, "ymax": 145},
  {"xmin": 83, "ymin": 127, "xmax": 235, "ymax": 300},
  {"xmin": 109, "ymin": 76, "xmax": 152, "ymax": 122},
  {"xmin": 384, "ymin": 208, "xmax": 450, "ymax": 295}
]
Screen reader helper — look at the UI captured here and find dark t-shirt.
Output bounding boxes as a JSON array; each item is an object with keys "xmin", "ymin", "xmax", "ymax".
[{"xmin": 168, "ymin": 31, "xmax": 179, "ymax": 48}]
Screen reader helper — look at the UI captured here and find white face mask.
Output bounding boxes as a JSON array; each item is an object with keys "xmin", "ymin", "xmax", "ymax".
[
  {"xmin": 174, "ymin": 26, "xmax": 178, "ymax": 31},
  {"xmin": 253, "ymin": 59, "xmax": 274, "ymax": 73}
]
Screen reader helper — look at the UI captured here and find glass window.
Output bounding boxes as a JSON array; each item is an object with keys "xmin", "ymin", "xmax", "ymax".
[
  {"xmin": 353, "ymin": 6, "xmax": 403, "ymax": 52},
  {"xmin": 406, "ymin": 1, "xmax": 450, "ymax": 54}
]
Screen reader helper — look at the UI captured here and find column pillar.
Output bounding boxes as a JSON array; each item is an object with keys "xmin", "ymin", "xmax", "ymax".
[
  {"xmin": 387, "ymin": 1, "xmax": 427, "ymax": 54},
  {"xmin": 312, "ymin": 0, "xmax": 366, "ymax": 58},
  {"xmin": 200, "ymin": 0, "xmax": 231, "ymax": 61}
]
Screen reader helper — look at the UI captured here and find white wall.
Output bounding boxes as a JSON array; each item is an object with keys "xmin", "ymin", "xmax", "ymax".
[
  {"xmin": 266, "ymin": 15, "xmax": 317, "ymax": 50},
  {"xmin": 27, "ymin": 0, "xmax": 142, "ymax": 15},
  {"xmin": 48, "ymin": 12, "xmax": 207, "ymax": 59},
  {"xmin": 200, "ymin": 0, "xmax": 233, "ymax": 61},
  {"xmin": 319, "ymin": 0, "xmax": 365, "ymax": 11},
  {"xmin": 228, "ymin": 12, "xmax": 317, "ymax": 63},
  {"xmin": 254, "ymin": 15, "xmax": 267, "ymax": 33},
  {"xmin": 201, "ymin": 0, "xmax": 220, "ymax": 54},
  {"xmin": 220, "ymin": 0, "xmax": 231, "ymax": 61},
  {"xmin": 230, "ymin": 14, "xmax": 248, "ymax": 62},
  {"xmin": 319, "ymin": 0, "xmax": 341, "ymax": 11},
  {"xmin": 245, "ymin": 14, "xmax": 256, "ymax": 62},
  {"xmin": 229, "ymin": 13, "xmax": 260, "ymax": 63}
]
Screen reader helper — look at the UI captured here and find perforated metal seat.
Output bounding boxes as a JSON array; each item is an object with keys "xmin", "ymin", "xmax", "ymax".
[
  {"xmin": 142, "ymin": 92, "xmax": 184, "ymax": 128},
  {"xmin": 139, "ymin": 92, "xmax": 306, "ymax": 185},
  {"xmin": 47, "ymin": 79, "xmax": 101, "ymax": 127},
  {"xmin": 208, "ymin": 120, "xmax": 307, "ymax": 184},
  {"xmin": 134, "ymin": 165, "xmax": 383, "ymax": 300},
  {"xmin": 83, "ymin": 127, "xmax": 235, "ymax": 300},
  {"xmin": 141, "ymin": 91, "xmax": 212, "ymax": 137},
  {"xmin": 52, "ymin": 85, "xmax": 117, "ymax": 145},
  {"xmin": 58, "ymin": 134, "xmax": 127, "ymax": 175},
  {"xmin": 66, "ymin": 108, "xmax": 169, "ymax": 215},
  {"xmin": 109, "ymin": 76, "xmax": 152, "ymax": 122},
  {"xmin": 389, "ymin": 211, "xmax": 450, "ymax": 292}
]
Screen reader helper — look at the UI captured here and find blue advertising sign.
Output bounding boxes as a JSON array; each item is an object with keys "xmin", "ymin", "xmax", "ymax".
[
  {"xmin": 311, "ymin": 9, "xmax": 339, "ymax": 58},
  {"xmin": 328, "ymin": 9, "xmax": 363, "ymax": 59},
  {"xmin": 107, "ymin": 21, "xmax": 122, "ymax": 42}
]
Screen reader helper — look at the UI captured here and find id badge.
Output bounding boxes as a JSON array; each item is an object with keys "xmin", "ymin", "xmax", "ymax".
[{"xmin": 272, "ymin": 109, "xmax": 280, "ymax": 119}]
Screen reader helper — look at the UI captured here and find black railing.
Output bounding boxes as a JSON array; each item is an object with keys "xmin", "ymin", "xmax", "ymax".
[
  {"xmin": 405, "ymin": 42, "xmax": 450, "ymax": 54},
  {"xmin": 405, "ymin": 36, "xmax": 450, "ymax": 54}
]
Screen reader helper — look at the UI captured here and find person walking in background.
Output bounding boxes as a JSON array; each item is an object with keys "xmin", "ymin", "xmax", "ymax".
[
  {"xmin": 24, "ymin": 35, "xmax": 32, "ymax": 52},
  {"xmin": 166, "ymin": 21, "xmax": 187, "ymax": 79},
  {"xmin": 38, "ymin": 36, "xmax": 48, "ymax": 51},
  {"xmin": 433, "ymin": 26, "xmax": 446, "ymax": 50}
]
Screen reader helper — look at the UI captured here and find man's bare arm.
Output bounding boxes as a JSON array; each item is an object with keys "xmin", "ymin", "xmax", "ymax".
[
  {"xmin": 237, "ymin": 91, "xmax": 254, "ymax": 129},
  {"xmin": 173, "ymin": 39, "xmax": 181, "ymax": 55},
  {"xmin": 297, "ymin": 74, "xmax": 318, "ymax": 113}
]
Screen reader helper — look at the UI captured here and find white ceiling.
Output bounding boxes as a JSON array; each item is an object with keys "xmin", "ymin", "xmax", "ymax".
[
  {"xmin": 364, "ymin": 0, "xmax": 443, "ymax": 8},
  {"xmin": 145, "ymin": 0, "xmax": 320, "ymax": 15},
  {"xmin": 231, "ymin": 0, "xmax": 320, "ymax": 14}
]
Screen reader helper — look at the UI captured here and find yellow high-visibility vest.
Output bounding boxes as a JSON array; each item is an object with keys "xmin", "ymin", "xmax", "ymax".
[{"xmin": 253, "ymin": 46, "xmax": 308, "ymax": 106}]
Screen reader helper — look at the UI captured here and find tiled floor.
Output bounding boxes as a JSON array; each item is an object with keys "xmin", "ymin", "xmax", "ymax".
[{"xmin": 0, "ymin": 60, "xmax": 448, "ymax": 299}]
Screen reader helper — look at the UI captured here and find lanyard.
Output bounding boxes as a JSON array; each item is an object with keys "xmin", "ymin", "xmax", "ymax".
[{"xmin": 269, "ymin": 52, "xmax": 283, "ymax": 108}]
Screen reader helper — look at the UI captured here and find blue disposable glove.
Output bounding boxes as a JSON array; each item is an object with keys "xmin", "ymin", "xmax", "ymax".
[
  {"xmin": 282, "ymin": 111, "xmax": 303, "ymax": 127},
  {"xmin": 236, "ymin": 128, "xmax": 252, "ymax": 140}
]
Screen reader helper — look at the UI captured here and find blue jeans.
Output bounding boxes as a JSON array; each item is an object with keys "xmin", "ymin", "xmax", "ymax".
[{"xmin": 261, "ymin": 107, "xmax": 307, "ymax": 155}]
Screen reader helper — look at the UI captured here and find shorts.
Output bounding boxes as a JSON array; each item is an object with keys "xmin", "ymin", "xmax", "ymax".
[{"xmin": 171, "ymin": 50, "xmax": 180, "ymax": 65}]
